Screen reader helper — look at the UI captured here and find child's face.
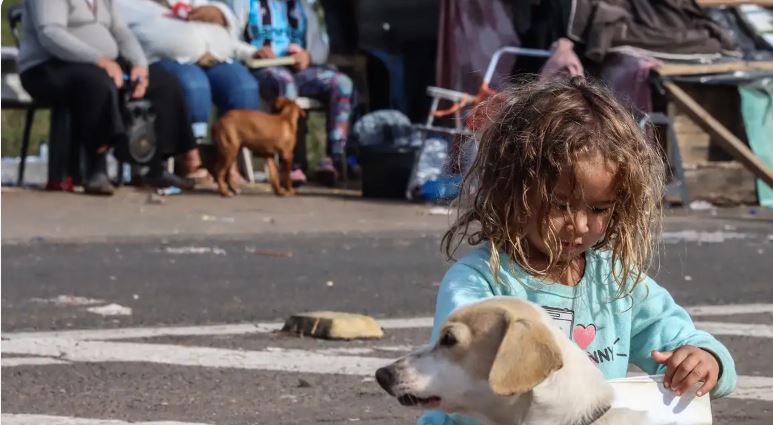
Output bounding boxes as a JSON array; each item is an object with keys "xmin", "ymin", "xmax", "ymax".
[{"xmin": 525, "ymin": 152, "xmax": 618, "ymax": 264}]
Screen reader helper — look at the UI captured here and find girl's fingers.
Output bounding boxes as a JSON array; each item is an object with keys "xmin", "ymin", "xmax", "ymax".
[
  {"xmin": 675, "ymin": 363, "xmax": 704, "ymax": 395},
  {"xmin": 669, "ymin": 354, "xmax": 699, "ymax": 391},
  {"xmin": 697, "ymin": 370, "xmax": 718, "ymax": 397},
  {"xmin": 663, "ymin": 349, "xmax": 689, "ymax": 388}
]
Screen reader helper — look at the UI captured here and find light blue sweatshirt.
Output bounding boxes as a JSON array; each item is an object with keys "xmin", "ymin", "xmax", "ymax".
[{"xmin": 419, "ymin": 246, "xmax": 736, "ymax": 425}]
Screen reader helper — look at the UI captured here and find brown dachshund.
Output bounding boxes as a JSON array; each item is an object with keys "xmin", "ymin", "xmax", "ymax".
[{"xmin": 212, "ymin": 97, "xmax": 305, "ymax": 197}]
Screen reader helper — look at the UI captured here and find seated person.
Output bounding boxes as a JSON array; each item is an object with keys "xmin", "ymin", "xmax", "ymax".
[
  {"xmin": 18, "ymin": 0, "xmax": 198, "ymax": 194},
  {"xmin": 116, "ymin": 0, "xmax": 262, "ymax": 183},
  {"xmin": 213, "ymin": 0, "xmax": 355, "ymax": 184}
]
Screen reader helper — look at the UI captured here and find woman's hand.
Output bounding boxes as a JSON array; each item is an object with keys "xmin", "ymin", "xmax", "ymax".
[
  {"xmin": 130, "ymin": 66, "xmax": 149, "ymax": 99},
  {"xmin": 187, "ymin": 6, "xmax": 226, "ymax": 26},
  {"xmin": 97, "ymin": 56, "xmax": 124, "ymax": 88},
  {"xmin": 652, "ymin": 346, "xmax": 721, "ymax": 397}
]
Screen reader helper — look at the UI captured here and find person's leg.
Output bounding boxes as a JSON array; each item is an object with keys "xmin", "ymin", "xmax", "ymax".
[
  {"xmin": 295, "ymin": 66, "xmax": 354, "ymax": 158},
  {"xmin": 141, "ymin": 63, "xmax": 197, "ymax": 189},
  {"xmin": 205, "ymin": 61, "xmax": 260, "ymax": 112},
  {"xmin": 21, "ymin": 60, "xmax": 125, "ymax": 194},
  {"xmin": 154, "ymin": 59, "xmax": 212, "ymax": 140},
  {"xmin": 251, "ymin": 66, "xmax": 298, "ymax": 101}
]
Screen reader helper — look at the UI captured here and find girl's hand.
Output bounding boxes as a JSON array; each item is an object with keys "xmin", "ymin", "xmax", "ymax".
[
  {"xmin": 254, "ymin": 46, "xmax": 276, "ymax": 59},
  {"xmin": 652, "ymin": 346, "xmax": 720, "ymax": 397},
  {"xmin": 287, "ymin": 44, "xmax": 309, "ymax": 70}
]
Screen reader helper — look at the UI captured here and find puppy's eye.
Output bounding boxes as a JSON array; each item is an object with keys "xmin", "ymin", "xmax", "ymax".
[{"xmin": 439, "ymin": 331, "xmax": 457, "ymax": 347}]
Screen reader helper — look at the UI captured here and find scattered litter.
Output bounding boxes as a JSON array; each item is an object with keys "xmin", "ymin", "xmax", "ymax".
[
  {"xmin": 348, "ymin": 419, "xmax": 361, "ymax": 422},
  {"xmin": 245, "ymin": 247, "xmax": 293, "ymax": 257},
  {"xmin": 156, "ymin": 186, "xmax": 182, "ymax": 196},
  {"xmin": 297, "ymin": 379, "xmax": 312, "ymax": 388},
  {"xmin": 164, "ymin": 246, "xmax": 227, "ymax": 256},
  {"xmin": 201, "ymin": 214, "xmax": 235, "ymax": 223},
  {"xmin": 86, "ymin": 303, "xmax": 132, "ymax": 316},
  {"xmin": 30, "ymin": 295, "xmax": 105, "ymax": 306},
  {"xmin": 749, "ymin": 207, "xmax": 758, "ymax": 215},
  {"xmin": 361, "ymin": 377, "xmax": 375, "ymax": 383},
  {"xmin": 689, "ymin": 200, "xmax": 716, "ymax": 211},
  {"xmin": 109, "ymin": 276, "xmax": 117, "ymax": 281},
  {"xmin": 146, "ymin": 193, "xmax": 165, "ymax": 204},
  {"xmin": 432, "ymin": 281, "xmax": 440, "ymax": 287},
  {"xmin": 132, "ymin": 294, "xmax": 140, "ymax": 300},
  {"xmin": 262, "ymin": 217, "xmax": 275, "ymax": 224},
  {"xmin": 723, "ymin": 224, "xmax": 737, "ymax": 231},
  {"xmin": 427, "ymin": 206, "xmax": 452, "ymax": 216},
  {"xmin": 768, "ymin": 234, "xmax": 773, "ymax": 242},
  {"xmin": 684, "ymin": 275, "xmax": 693, "ymax": 281},
  {"xmin": 279, "ymin": 394, "xmax": 298, "ymax": 403},
  {"xmin": 325, "ymin": 281, "xmax": 335, "ymax": 287},
  {"xmin": 661, "ymin": 230, "xmax": 750, "ymax": 244}
]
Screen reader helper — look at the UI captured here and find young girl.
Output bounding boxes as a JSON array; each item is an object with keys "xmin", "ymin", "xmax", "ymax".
[{"xmin": 419, "ymin": 77, "xmax": 736, "ymax": 425}]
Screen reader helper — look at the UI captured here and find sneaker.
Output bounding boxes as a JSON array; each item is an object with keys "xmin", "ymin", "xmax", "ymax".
[
  {"xmin": 142, "ymin": 170, "xmax": 195, "ymax": 190},
  {"xmin": 83, "ymin": 172, "xmax": 115, "ymax": 196}
]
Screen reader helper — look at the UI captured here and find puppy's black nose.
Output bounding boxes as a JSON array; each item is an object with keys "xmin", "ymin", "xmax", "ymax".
[{"xmin": 375, "ymin": 366, "xmax": 395, "ymax": 395}]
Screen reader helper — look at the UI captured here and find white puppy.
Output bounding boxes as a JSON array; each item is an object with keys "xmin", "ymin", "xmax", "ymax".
[{"xmin": 375, "ymin": 297, "xmax": 651, "ymax": 425}]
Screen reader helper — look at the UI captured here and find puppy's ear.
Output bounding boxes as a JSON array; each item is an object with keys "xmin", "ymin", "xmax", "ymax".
[{"xmin": 488, "ymin": 314, "xmax": 563, "ymax": 396}]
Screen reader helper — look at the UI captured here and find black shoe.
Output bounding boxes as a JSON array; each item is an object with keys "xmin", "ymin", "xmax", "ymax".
[
  {"xmin": 142, "ymin": 169, "xmax": 194, "ymax": 190},
  {"xmin": 83, "ymin": 171, "xmax": 115, "ymax": 196}
]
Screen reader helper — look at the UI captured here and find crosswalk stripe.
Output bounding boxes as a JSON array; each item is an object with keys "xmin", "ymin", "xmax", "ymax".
[
  {"xmin": 5, "ymin": 318, "xmax": 772, "ymax": 342},
  {"xmin": 0, "ymin": 414, "xmax": 209, "ymax": 425},
  {"xmin": 686, "ymin": 304, "xmax": 773, "ymax": 316},
  {"xmin": 2, "ymin": 337, "xmax": 771, "ymax": 402},
  {"xmin": 694, "ymin": 322, "xmax": 773, "ymax": 338}
]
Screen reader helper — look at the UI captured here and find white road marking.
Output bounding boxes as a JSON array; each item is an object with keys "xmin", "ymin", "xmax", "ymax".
[
  {"xmin": 734, "ymin": 376, "xmax": 773, "ymax": 402},
  {"xmin": 686, "ymin": 303, "xmax": 773, "ymax": 316},
  {"xmin": 0, "ymin": 357, "xmax": 69, "ymax": 366},
  {"xmin": 86, "ymin": 303, "xmax": 132, "ymax": 317},
  {"xmin": 661, "ymin": 230, "xmax": 751, "ymax": 244},
  {"xmin": 694, "ymin": 322, "xmax": 773, "ymax": 338},
  {"xmin": 2, "ymin": 336, "xmax": 770, "ymax": 402},
  {"xmin": 1, "ymin": 414, "xmax": 209, "ymax": 425}
]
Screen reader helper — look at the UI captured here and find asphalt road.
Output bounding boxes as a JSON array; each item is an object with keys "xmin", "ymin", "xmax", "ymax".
[{"xmin": 2, "ymin": 205, "xmax": 773, "ymax": 424}]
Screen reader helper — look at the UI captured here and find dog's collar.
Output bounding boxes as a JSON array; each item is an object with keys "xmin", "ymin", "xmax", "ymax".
[{"xmin": 570, "ymin": 403, "xmax": 611, "ymax": 425}]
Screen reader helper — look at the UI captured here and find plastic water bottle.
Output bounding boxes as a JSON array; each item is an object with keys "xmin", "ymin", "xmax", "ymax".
[{"xmin": 38, "ymin": 142, "xmax": 48, "ymax": 160}]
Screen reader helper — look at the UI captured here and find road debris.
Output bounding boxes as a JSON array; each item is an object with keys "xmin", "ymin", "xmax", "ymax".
[{"xmin": 86, "ymin": 303, "xmax": 132, "ymax": 316}]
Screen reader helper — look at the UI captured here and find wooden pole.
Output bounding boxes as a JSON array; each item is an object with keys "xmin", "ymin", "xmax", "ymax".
[{"xmin": 662, "ymin": 81, "xmax": 773, "ymax": 190}]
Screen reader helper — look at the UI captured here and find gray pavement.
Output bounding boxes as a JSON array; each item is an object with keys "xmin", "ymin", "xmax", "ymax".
[{"xmin": 2, "ymin": 186, "xmax": 773, "ymax": 424}]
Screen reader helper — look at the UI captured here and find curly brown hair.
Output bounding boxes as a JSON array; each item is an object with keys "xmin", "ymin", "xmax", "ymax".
[{"xmin": 442, "ymin": 76, "xmax": 666, "ymax": 297}]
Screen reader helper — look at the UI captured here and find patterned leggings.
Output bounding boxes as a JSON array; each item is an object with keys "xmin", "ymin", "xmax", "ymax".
[{"xmin": 252, "ymin": 65, "xmax": 353, "ymax": 156}]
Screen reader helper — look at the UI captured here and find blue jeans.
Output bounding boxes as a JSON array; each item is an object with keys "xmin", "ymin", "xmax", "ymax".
[{"xmin": 155, "ymin": 59, "xmax": 259, "ymax": 136}]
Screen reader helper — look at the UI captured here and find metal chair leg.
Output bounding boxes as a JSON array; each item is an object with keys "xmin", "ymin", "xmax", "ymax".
[{"xmin": 17, "ymin": 107, "xmax": 36, "ymax": 186}]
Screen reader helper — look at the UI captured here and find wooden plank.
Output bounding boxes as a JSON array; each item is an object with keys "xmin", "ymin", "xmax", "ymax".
[
  {"xmin": 663, "ymin": 81, "xmax": 773, "ymax": 189},
  {"xmin": 656, "ymin": 61, "xmax": 773, "ymax": 76},
  {"xmin": 697, "ymin": 0, "xmax": 773, "ymax": 6}
]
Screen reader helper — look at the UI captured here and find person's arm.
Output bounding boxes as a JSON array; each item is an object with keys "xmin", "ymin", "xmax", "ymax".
[
  {"xmin": 300, "ymin": 0, "xmax": 328, "ymax": 65},
  {"xmin": 27, "ymin": 0, "xmax": 106, "ymax": 64},
  {"xmin": 108, "ymin": 0, "xmax": 148, "ymax": 67},
  {"xmin": 630, "ymin": 277, "xmax": 737, "ymax": 398}
]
